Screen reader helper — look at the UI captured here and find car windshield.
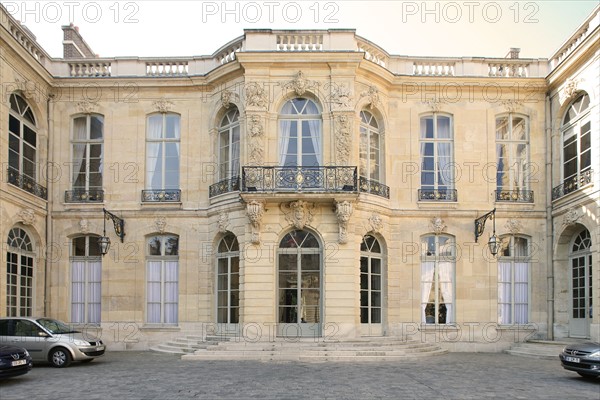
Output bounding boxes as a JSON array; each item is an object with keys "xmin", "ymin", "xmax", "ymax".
[{"xmin": 36, "ymin": 318, "xmax": 77, "ymax": 334}]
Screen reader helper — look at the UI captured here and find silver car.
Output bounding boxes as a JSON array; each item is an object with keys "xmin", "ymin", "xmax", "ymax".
[
  {"xmin": 559, "ymin": 342, "xmax": 600, "ymax": 379},
  {"xmin": 0, "ymin": 317, "xmax": 105, "ymax": 367}
]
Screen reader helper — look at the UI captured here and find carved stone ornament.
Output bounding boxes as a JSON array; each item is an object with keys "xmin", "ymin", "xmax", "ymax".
[
  {"xmin": 248, "ymin": 115, "xmax": 264, "ymax": 164},
  {"xmin": 430, "ymin": 217, "xmax": 446, "ymax": 235},
  {"xmin": 501, "ymin": 100, "xmax": 523, "ymax": 113},
  {"xmin": 504, "ymin": 219, "xmax": 522, "ymax": 235},
  {"xmin": 245, "ymin": 82, "xmax": 268, "ymax": 108},
  {"xmin": 330, "ymin": 83, "xmax": 353, "ymax": 110},
  {"xmin": 285, "ymin": 71, "xmax": 315, "ymax": 96},
  {"xmin": 76, "ymin": 100, "xmax": 98, "ymax": 114},
  {"xmin": 281, "ymin": 200, "xmax": 316, "ymax": 230},
  {"xmin": 335, "ymin": 201, "xmax": 353, "ymax": 244},
  {"xmin": 368, "ymin": 213, "xmax": 384, "ymax": 234},
  {"xmin": 423, "ymin": 99, "xmax": 444, "ymax": 113},
  {"xmin": 560, "ymin": 78, "xmax": 581, "ymax": 103},
  {"xmin": 154, "ymin": 217, "xmax": 167, "ymax": 233},
  {"xmin": 15, "ymin": 77, "xmax": 38, "ymax": 101},
  {"xmin": 79, "ymin": 218, "xmax": 90, "ymax": 234},
  {"xmin": 221, "ymin": 90, "xmax": 234, "ymax": 109},
  {"xmin": 335, "ymin": 114, "xmax": 351, "ymax": 165},
  {"xmin": 18, "ymin": 209, "xmax": 35, "ymax": 226},
  {"xmin": 246, "ymin": 200, "xmax": 265, "ymax": 244},
  {"xmin": 217, "ymin": 211, "xmax": 230, "ymax": 234},
  {"xmin": 361, "ymin": 86, "xmax": 380, "ymax": 109},
  {"xmin": 562, "ymin": 207, "xmax": 581, "ymax": 228},
  {"xmin": 153, "ymin": 98, "xmax": 174, "ymax": 113}
]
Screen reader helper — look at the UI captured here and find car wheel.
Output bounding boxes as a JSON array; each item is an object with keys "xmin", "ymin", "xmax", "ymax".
[{"xmin": 49, "ymin": 347, "xmax": 72, "ymax": 368}]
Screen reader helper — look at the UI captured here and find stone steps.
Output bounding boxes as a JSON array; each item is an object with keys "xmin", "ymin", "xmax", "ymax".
[{"xmin": 505, "ymin": 339, "xmax": 587, "ymax": 360}]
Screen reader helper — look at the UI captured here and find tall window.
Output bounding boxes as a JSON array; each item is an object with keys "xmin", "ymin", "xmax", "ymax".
[
  {"xmin": 498, "ymin": 236, "xmax": 529, "ymax": 325},
  {"xmin": 421, "ymin": 235, "xmax": 455, "ymax": 324},
  {"xmin": 6, "ymin": 227, "xmax": 34, "ymax": 317},
  {"xmin": 72, "ymin": 114, "xmax": 104, "ymax": 195},
  {"xmin": 496, "ymin": 115, "xmax": 529, "ymax": 195},
  {"xmin": 146, "ymin": 235, "xmax": 179, "ymax": 324},
  {"xmin": 360, "ymin": 235, "xmax": 382, "ymax": 325},
  {"xmin": 146, "ymin": 113, "xmax": 180, "ymax": 190},
  {"xmin": 279, "ymin": 98, "xmax": 321, "ymax": 166},
  {"xmin": 218, "ymin": 108, "xmax": 240, "ymax": 181},
  {"xmin": 8, "ymin": 93, "xmax": 37, "ymax": 181},
  {"xmin": 561, "ymin": 93, "xmax": 591, "ymax": 191},
  {"xmin": 570, "ymin": 229, "xmax": 592, "ymax": 334},
  {"xmin": 71, "ymin": 236, "xmax": 102, "ymax": 324},
  {"xmin": 359, "ymin": 110, "xmax": 381, "ymax": 182},
  {"xmin": 420, "ymin": 114, "xmax": 454, "ymax": 199},
  {"xmin": 217, "ymin": 234, "xmax": 240, "ymax": 324}
]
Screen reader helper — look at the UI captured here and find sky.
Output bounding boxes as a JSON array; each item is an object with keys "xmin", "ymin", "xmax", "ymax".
[{"xmin": 2, "ymin": 1, "xmax": 598, "ymax": 59}]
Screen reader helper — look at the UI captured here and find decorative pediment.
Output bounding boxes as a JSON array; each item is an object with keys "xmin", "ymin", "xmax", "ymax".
[
  {"xmin": 281, "ymin": 200, "xmax": 316, "ymax": 230},
  {"xmin": 335, "ymin": 201, "xmax": 353, "ymax": 244},
  {"xmin": 153, "ymin": 98, "xmax": 174, "ymax": 113},
  {"xmin": 246, "ymin": 200, "xmax": 265, "ymax": 244}
]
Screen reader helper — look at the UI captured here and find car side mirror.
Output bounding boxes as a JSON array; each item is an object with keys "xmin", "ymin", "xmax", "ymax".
[{"xmin": 38, "ymin": 331, "xmax": 50, "ymax": 338}]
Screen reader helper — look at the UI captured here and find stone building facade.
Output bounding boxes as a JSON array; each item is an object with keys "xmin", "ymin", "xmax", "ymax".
[{"xmin": 0, "ymin": 4, "xmax": 598, "ymax": 351}]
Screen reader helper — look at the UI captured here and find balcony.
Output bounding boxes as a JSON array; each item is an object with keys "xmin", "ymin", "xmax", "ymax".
[
  {"xmin": 418, "ymin": 189, "xmax": 457, "ymax": 202},
  {"xmin": 65, "ymin": 189, "xmax": 104, "ymax": 203},
  {"xmin": 495, "ymin": 190, "xmax": 534, "ymax": 203},
  {"xmin": 358, "ymin": 177, "xmax": 390, "ymax": 199},
  {"xmin": 552, "ymin": 170, "xmax": 593, "ymax": 201},
  {"xmin": 142, "ymin": 189, "xmax": 181, "ymax": 202},
  {"xmin": 209, "ymin": 177, "xmax": 240, "ymax": 198},
  {"xmin": 7, "ymin": 167, "xmax": 47, "ymax": 200},
  {"xmin": 242, "ymin": 166, "xmax": 357, "ymax": 193}
]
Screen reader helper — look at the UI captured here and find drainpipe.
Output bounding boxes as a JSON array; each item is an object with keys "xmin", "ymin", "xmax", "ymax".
[
  {"xmin": 44, "ymin": 93, "xmax": 54, "ymax": 316},
  {"xmin": 545, "ymin": 92, "xmax": 554, "ymax": 340}
]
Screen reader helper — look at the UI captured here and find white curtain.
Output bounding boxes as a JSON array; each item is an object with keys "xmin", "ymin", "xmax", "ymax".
[
  {"xmin": 72, "ymin": 118, "xmax": 87, "ymax": 188},
  {"xmin": 279, "ymin": 120, "xmax": 292, "ymax": 165},
  {"xmin": 71, "ymin": 261, "xmax": 85, "ymax": 323},
  {"xmin": 421, "ymin": 262, "xmax": 435, "ymax": 322},
  {"xmin": 164, "ymin": 261, "xmax": 179, "ymax": 324},
  {"xmin": 147, "ymin": 116, "xmax": 163, "ymax": 189},
  {"xmin": 438, "ymin": 261, "xmax": 454, "ymax": 323},
  {"xmin": 498, "ymin": 262, "xmax": 512, "ymax": 324},
  {"xmin": 147, "ymin": 261, "xmax": 162, "ymax": 323},
  {"xmin": 88, "ymin": 261, "xmax": 102, "ymax": 324},
  {"xmin": 307, "ymin": 119, "xmax": 321, "ymax": 166},
  {"xmin": 437, "ymin": 143, "xmax": 451, "ymax": 188},
  {"xmin": 231, "ymin": 125, "xmax": 240, "ymax": 177},
  {"xmin": 514, "ymin": 262, "xmax": 529, "ymax": 323}
]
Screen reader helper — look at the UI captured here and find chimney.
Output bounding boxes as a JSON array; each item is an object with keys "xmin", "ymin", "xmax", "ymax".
[
  {"xmin": 62, "ymin": 23, "xmax": 96, "ymax": 59},
  {"xmin": 506, "ymin": 47, "xmax": 521, "ymax": 59}
]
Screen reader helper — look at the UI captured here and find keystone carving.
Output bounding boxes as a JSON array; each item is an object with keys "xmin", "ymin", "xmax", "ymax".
[
  {"xmin": 79, "ymin": 218, "xmax": 90, "ymax": 234},
  {"xmin": 18, "ymin": 209, "xmax": 35, "ymax": 226},
  {"xmin": 505, "ymin": 219, "xmax": 522, "ymax": 235},
  {"xmin": 335, "ymin": 201, "xmax": 353, "ymax": 244},
  {"xmin": 154, "ymin": 217, "xmax": 167, "ymax": 233},
  {"xmin": 153, "ymin": 98, "xmax": 174, "ymax": 113},
  {"xmin": 430, "ymin": 217, "xmax": 446, "ymax": 235},
  {"xmin": 281, "ymin": 200, "xmax": 316, "ymax": 230},
  {"xmin": 368, "ymin": 213, "xmax": 384, "ymax": 234},
  {"xmin": 562, "ymin": 207, "xmax": 581, "ymax": 228},
  {"xmin": 217, "ymin": 211, "xmax": 230, "ymax": 234},
  {"xmin": 246, "ymin": 200, "xmax": 265, "ymax": 244},
  {"xmin": 361, "ymin": 86, "xmax": 380, "ymax": 109}
]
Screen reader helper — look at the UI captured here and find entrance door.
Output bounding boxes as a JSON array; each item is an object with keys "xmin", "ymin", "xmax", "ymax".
[
  {"xmin": 570, "ymin": 229, "xmax": 592, "ymax": 338},
  {"xmin": 278, "ymin": 230, "xmax": 321, "ymax": 337},
  {"xmin": 360, "ymin": 235, "xmax": 383, "ymax": 336}
]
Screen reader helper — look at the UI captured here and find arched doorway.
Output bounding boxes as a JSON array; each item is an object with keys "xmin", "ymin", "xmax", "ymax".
[
  {"xmin": 360, "ymin": 234, "xmax": 384, "ymax": 336},
  {"xmin": 6, "ymin": 227, "xmax": 34, "ymax": 317},
  {"xmin": 277, "ymin": 230, "xmax": 322, "ymax": 337},
  {"xmin": 569, "ymin": 228, "xmax": 592, "ymax": 337}
]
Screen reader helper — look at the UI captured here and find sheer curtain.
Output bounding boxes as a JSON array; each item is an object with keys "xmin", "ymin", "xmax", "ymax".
[
  {"xmin": 438, "ymin": 261, "xmax": 454, "ymax": 323},
  {"xmin": 307, "ymin": 119, "xmax": 321, "ymax": 166},
  {"xmin": 88, "ymin": 261, "xmax": 102, "ymax": 324},
  {"xmin": 279, "ymin": 120, "xmax": 292, "ymax": 165},
  {"xmin": 71, "ymin": 261, "xmax": 85, "ymax": 323},
  {"xmin": 231, "ymin": 125, "xmax": 240, "ymax": 177},
  {"xmin": 164, "ymin": 261, "xmax": 179, "ymax": 324},
  {"xmin": 498, "ymin": 262, "xmax": 512, "ymax": 324},
  {"xmin": 514, "ymin": 262, "xmax": 529, "ymax": 323},
  {"xmin": 147, "ymin": 261, "xmax": 162, "ymax": 323},
  {"xmin": 421, "ymin": 262, "xmax": 435, "ymax": 322},
  {"xmin": 72, "ymin": 118, "xmax": 87, "ymax": 188},
  {"xmin": 147, "ymin": 116, "xmax": 163, "ymax": 189}
]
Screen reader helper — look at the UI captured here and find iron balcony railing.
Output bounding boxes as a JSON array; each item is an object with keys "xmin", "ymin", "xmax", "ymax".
[
  {"xmin": 242, "ymin": 166, "xmax": 357, "ymax": 193},
  {"xmin": 209, "ymin": 176, "xmax": 240, "ymax": 198},
  {"xmin": 358, "ymin": 177, "xmax": 390, "ymax": 199},
  {"xmin": 142, "ymin": 189, "xmax": 181, "ymax": 202},
  {"xmin": 7, "ymin": 167, "xmax": 47, "ymax": 200},
  {"xmin": 495, "ymin": 189, "xmax": 534, "ymax": 203},
  {"xmin": 418, "ymin": 188, "xmax": 458, "ymax": 202},
  {"xmin": 552, "ymin": 170, "xmax": 593, "ymax": 200},
  {"xmin": 65, "ymin": 189, "xmax": 104, "ymax": 203}
]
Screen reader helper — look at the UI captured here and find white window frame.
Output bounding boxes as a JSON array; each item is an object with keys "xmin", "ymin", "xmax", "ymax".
[
  {"xmin": 70, "ymin": 235, "xmax": 102, "ymax": 324},
  {"xmin": 6, "ymin": 227, "xmax": 34, "ymax": 317},
  {"xmin": 218, "ymin": 108, "xmax": 240, "ymax": 180},
  {"xmin": 216, "ymin": 234, "xmax": 240, "ymax": 324},
  {"xmin": 497, "ymin": 235, "xmax": 530, "ymax": 325},
  {"xmin": 421, "ymin": 234, "xmax": 455, "ymax": 324},
  {"xmin": 8, "ymin": 93, "xmax": 37, "ymax": 181},
  {"xmin": 278, "ymin": 98, "xmax": 322, "ymax": 167},
  {"xmin": 146, "ymin": 235, "xmax": 179, "ymax": 325},
  {"xmin": 495, "ymin": 114, "xmax": 530, "ymax": 193},
  {"xmin": 146, "ymin": 113, "xmax": 181, "ymax": 190},
  {"xmin": 419, "ymin": 113, "xmax": 454, "ymax": 193},
  {"xmin": 359, "ymin": 110, "xmax": 382, "ymax": 182},
  {"xmin": 560, "ymin": 93, "xmax": 591, "ymax": 186},
  {"xmin": 71, "ymin": 114, "xmax": 104, "ymax": 191}
]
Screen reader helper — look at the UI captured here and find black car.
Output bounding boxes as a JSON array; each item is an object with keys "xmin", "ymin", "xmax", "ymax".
[
  {"xmin": 0, "ymin": 344, "xmax": 33, "ymax": 379},
  {"xmin": 559, "ymin": 342, "xmax": 600, "ymax": 379}
]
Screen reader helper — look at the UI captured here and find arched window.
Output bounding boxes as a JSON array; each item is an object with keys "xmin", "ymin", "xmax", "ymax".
[
  {"xmin": 216, "ymin": 233, "xmax": 240, "ymax": 324},
  {"xmin": 279, "ymin": 98, "xmax": 321, "ymax": 166},
  {"xmin": 560, "ymin": 93, "xmax": 591, "ymax": 196},
  {"xmin": 421, "ymin": 234, "xmax": 455, "ymax": 324},
  {"xmin": 570, "ymin": 228, "xmax": 592, "ymax": 337},
  {"xmin": 359, "ymin": 111, "xmax": 382, "ymax": 183},
  {"xmin": 498, "ymin": 236, "xmax": 530, "ymax": 324},
  {"xmin": 70, "ymin": 114, "xmax": 104, "ymax": 202},
  {"xmin": 71, "ymin": 235, "xmax": 102, "ymax": 324},
  {"xmin": 6, "ymin": 227, "xmax": 34, "ymax": 317},
  {"xmin": 419, "ymin": 114, "xmax": 455, "ymax": 201},
  {"xmin": 145, "ymin": 113, "xmax": 180, "ymax": 201},
  {"xmin": 360, "ymin": 235, "xmax": 383, "ymax": 329},
  {"xmin": 146, "ymin": 235, "xmax": 179, "ymax": 324},
  {"xmin": 218, "ymin": 108, "xmax": 240, "ymax": 180},
  {"xmin": 8, "ymin": 93, "xmax": 40, "ymax": 195},
  {"xmin": 495, "ymin": 114, "xmax": 530, "ymax": 201}
]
